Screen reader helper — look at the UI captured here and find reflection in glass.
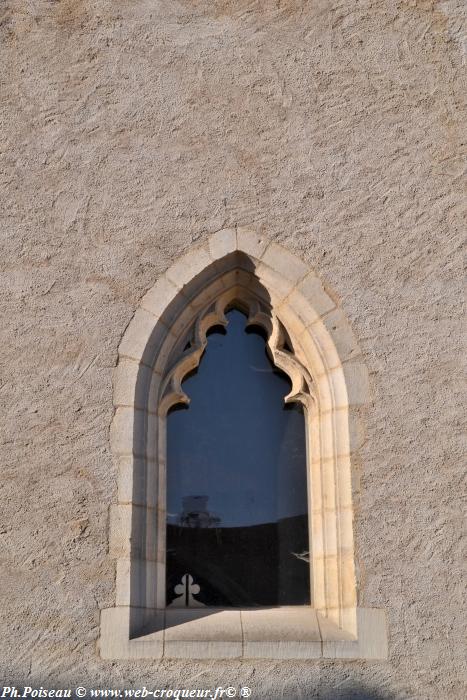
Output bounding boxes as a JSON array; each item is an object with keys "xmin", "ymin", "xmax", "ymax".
[{"xmin": 166, "ymin": 309, "xmax": 310, "ymax": 607}]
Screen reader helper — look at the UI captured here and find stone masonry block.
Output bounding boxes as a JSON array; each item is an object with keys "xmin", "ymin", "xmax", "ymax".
[
  {"xmin": 118, "ymin": 308, "xmax": 165, "ymax": 363},
  {"xmin": 282, "ymin": 288, "xmax": 321, "ymax": 328},
  {"xmin": 316, "ymin": 365, "xmax": 369, "ymax": 415},
  {"xmin": 208, "ymin": 228, "xmax": 237, "ymax": 260},
  {"xmin": 236, "ymin": 226, "xmax": 269, "ymax": 259},
  {"xmin": 341, "ymin": 362, "xmax": 370, "ymax": 406},
  {"xmin": 115, "ymin": 558, "xmax": 131, "ymax": 605},
  {"xmin": 140, "ymin": 274, "xmax": 180, "ymax": 319},
  {"xmin": 320, "ymin": 309, "xmax": 361, "ymax": 363},
  {"xmin": 241, "ymin": 608, "xmax": 321, "ymax": 659},
  {"xmin": 116, "ymin": 455, "xmax": 135, "ymax": 505},
  {"xmin": 117, "ymin": 456, "xmax": 158, "ymax": 508},
  {"xmin": 164, "ymin": 610, "xmax": 242, "ymax": 659},
  {"xmin": 255, "ymin": 262, "xmax": 296, "ymax": 302},
  {"xmin": 261, "ymin": 242, "xmax": 309, "ymax": 283},
  {"xmin": 110, "ymin": 406, "xmax": 148, "ymax": 457},
  {"xmin": 109, "ymin": 505, "xmax": 132, "ymax": 559},
  {"xmin": 99, "ymin": 607, "xmax": 132, "ymax": 660},
  {"xmin": 110, "ymin": 406, "xmax": 135, "ymax": 457},
  {"xmin": 113, "ymin": 359, "xmax": 152, "ymax": 409},
  {"xmin": 99, "ymin": 607, "xmax": 164, "ymax": 660},
  {"xmin": 348, "ymin": 406, "xmax": 366, "ymax": 451},
  {"xmin": 297, "ymin": 272, "xmax": 336, "ymax": 318},
  {"xmin": 165, "ymin": 245, "xmax": 213, "ymax": 289},
  {"xmin": 321, "ymin": 608, "xmax": 388, "ymax": 659}
]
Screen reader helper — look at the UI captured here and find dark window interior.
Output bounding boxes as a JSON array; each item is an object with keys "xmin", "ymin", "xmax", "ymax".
[{"xmin": 166, "ymin": 309, "xmax": 310, "ymax": 607}]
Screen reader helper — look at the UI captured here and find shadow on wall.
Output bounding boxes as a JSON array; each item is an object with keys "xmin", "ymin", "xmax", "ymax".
[
  {"xmin": 319, "ymin": 688, "xmax": 392, "ymax": 700},
  {"xmin": 281, "ymin": 686, "xmax": 394, "ymax": 700}
]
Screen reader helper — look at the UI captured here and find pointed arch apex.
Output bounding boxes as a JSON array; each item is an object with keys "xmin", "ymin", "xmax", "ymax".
[{"xmin": 207, "ymin": 227, "xmax": 311, "ymax": 287}]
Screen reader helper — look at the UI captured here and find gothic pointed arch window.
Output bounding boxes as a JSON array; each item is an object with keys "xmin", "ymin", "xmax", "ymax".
[{"xmin": 101, "ymin": 229, "xmax": 388, "ymax": 660}]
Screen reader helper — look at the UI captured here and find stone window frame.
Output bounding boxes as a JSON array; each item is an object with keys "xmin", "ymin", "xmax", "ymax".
[{"xmin": 100, "ymin": 228, "xmax": 388, "ymax": 660}]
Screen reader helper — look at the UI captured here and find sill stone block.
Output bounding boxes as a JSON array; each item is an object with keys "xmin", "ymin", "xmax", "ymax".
[{"xmin": 99, "ymin": 607, "xmax": 388, "ymax": 660}]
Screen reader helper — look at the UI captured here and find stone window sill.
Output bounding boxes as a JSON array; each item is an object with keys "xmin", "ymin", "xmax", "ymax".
[{"xmin": 99, "ymin": 606, "xmax": 388, "ymax": 660}]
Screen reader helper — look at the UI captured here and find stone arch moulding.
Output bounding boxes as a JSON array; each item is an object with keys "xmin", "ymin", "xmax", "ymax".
[{"xmin": 100, "ymin": 227, "xmax": 388, "ymax": 660}]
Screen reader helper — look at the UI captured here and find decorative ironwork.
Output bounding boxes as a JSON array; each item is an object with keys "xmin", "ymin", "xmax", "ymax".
[{"xmin": 168, "ymin": 574, "xmax": 206, "ymax": 608}]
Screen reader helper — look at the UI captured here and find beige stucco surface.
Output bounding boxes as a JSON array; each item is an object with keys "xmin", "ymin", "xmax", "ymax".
[{"xmin": 0, "ymin": 1, "xmax": 465, "ymax": 698}]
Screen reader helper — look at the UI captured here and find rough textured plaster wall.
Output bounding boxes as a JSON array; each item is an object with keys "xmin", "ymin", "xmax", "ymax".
[{"xmin": 0, "ymin": 0, "xmax": 465, "ymax": 698}]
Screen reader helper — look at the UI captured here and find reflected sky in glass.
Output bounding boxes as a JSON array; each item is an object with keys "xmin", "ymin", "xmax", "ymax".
[{"xmin": 167, "ymin": 309, "xmax": 308, "ymax": 528}]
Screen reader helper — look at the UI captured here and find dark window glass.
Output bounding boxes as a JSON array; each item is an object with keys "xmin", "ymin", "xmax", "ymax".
[{"xmin": 166, "ymin": 309, "xmax": 310, "ymax": 607}]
